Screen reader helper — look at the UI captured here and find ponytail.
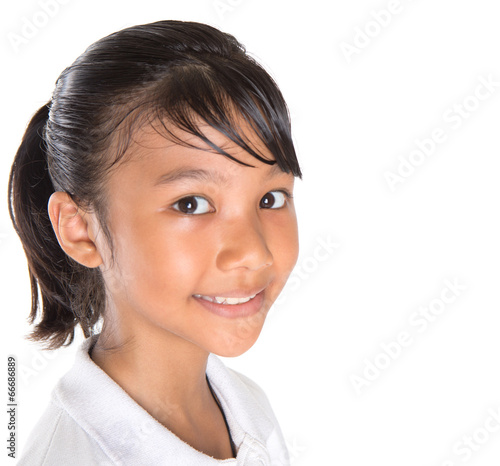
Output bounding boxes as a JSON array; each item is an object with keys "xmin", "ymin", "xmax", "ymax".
[{"xmin": 8, "ymin": 103, "xmax": 103, "ymax": 349}]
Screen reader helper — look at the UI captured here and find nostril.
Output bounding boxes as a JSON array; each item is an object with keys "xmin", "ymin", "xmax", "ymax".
[{"xmin": 215, "ymin": 241, "xmax": 273, "ymax": 272}]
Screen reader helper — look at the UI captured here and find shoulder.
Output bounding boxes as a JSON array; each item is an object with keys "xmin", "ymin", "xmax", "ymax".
[
  {"xmin": 18, "ymin": 401, "xmax": 113, "ymax": 466},
  {"xmin": 18, "ymin": 338, "xmax": 116, "ymax": 465}
]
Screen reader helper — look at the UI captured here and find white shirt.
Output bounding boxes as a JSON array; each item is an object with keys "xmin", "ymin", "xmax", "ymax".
[{"xmin": 18, "ymin": 337, "xmax": 290, "ymax": 465}]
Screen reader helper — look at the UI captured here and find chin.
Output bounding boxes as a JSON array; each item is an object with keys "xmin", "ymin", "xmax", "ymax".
[{"xmin": 209, "ymin": 328, "xmax": 262, "ymax": 358}]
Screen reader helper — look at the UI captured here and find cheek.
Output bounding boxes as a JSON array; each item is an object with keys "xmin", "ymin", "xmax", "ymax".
[
  {"xmin": 107, "ymin": 216, "xmax": 215, "ymax": 298},
  {"xmin": 270, "ymin": 211, "xmax": 299, "ymax": 279}
]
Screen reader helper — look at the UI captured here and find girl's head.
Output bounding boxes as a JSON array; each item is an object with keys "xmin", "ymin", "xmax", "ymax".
[{"xmin": 9, "ymin": 20, "xmax": 301, "ymax": 354}]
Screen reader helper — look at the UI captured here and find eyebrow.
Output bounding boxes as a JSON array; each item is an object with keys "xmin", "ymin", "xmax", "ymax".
[{"xmin": 153, "ymin": 163, "xmax": 285, "ymax": 188}]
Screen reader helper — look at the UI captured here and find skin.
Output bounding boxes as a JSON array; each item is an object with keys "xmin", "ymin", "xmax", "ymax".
[{"xmin": 48, "ymin": 118, "xmax": 299, "ymax": 459}]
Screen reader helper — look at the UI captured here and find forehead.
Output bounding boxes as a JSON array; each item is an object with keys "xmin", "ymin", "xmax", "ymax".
[
  {"xmin": 101, "ymin": 116, "xmax": 295, "ymax": 214},
  {"xmin": 101, "ymin": 116, "xmax": 296, "ymax": 196},
  {"xmin": 151, "ymin": 159, "xmax": 286, "ymax": 190},
  {"xmin": 124, "ymin": 116, "xmax": 277, "ymax": 169}
]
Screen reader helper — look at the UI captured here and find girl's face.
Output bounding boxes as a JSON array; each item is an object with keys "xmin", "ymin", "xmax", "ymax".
[{"xmin": 95, "ymin": 119, "xmax": 298, "ymax": 357}]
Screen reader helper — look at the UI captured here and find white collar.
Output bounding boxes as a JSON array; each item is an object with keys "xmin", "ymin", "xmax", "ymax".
[{"xmin": 51, "ymin": 336, "xmax": 276, "ymax": 465}]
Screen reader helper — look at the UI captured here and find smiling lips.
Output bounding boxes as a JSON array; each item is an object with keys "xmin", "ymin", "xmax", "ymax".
[
  {"xmin": 193, "ymin": 294, "xmax": 257, "ymax": 305},
  {"xmin": 193, "ymin": 289, "xmax": 265, "ymax": 319}
]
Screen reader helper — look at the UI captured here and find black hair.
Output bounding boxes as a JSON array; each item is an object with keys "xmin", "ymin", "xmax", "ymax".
[{"xmin": 8, "ymin": 20, "xmax": 302, "ymax": 349}]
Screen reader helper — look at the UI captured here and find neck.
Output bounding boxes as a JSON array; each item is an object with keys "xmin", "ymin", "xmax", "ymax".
[
  {"xmin": 87, "ymin": 293, "xmax": 237, "ymax": 459},
  {"xmin": 90, "ymin": 316, "xmax": 215, "ymax": 428}
]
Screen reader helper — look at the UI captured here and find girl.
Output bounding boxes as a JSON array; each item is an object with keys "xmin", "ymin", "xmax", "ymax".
[{"xmin": 9, "ymin": 20, "xmax": 301, "ymax": 465}]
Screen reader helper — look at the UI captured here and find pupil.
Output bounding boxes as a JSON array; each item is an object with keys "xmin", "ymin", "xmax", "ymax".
[
  {"xmin": 262, "ymin": 193, "xmax": 275, "ymax": 208},
  {"xmin": 180, "ymin": 197, "xmax": 197, "ymax": 213}
]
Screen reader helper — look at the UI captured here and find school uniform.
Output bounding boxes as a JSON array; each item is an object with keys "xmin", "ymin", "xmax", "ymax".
[{"xmin": 18, "ymin": 336, "xmax": 290, "ymax": 465}]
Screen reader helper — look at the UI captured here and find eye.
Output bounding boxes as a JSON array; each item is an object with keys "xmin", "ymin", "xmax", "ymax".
[
  {"xmin": 172, "ymin": 196, "xmax": 213, "ymax": 215},
  {"xmin": 260, "ymin": 191, "xmax": 288, "ymax": 209}
]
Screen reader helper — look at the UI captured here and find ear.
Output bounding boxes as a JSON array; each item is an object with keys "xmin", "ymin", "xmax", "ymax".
[{"xmin": 47, "ymin": 192, "xmax": 103, "ymax": 268}]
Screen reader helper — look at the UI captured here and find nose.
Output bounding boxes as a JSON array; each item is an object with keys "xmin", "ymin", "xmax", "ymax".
[{"xmin": 215, "ymin": 215, "xmax": 273, "ymax": 272}]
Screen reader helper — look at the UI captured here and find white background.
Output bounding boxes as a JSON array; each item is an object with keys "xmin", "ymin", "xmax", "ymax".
[{"xmin": 2, "ymin": 0, "xmax": 500, "ymax": 464}]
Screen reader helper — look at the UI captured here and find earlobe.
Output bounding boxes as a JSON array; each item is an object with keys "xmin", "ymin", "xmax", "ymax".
[{"xmin": 47, "ymin": 192, "xmax": 103, "ymax": 268}]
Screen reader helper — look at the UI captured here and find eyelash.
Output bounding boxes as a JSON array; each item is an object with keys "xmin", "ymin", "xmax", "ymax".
[{"xmin": 171, "ymin": 189, "xmax": 292, "ymax": 215}]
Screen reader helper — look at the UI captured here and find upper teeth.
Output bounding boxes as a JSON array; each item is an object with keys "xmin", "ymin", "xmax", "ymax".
[{"xmin": 194, "ymin": 294, "xmax": 257, "ymax": 305}]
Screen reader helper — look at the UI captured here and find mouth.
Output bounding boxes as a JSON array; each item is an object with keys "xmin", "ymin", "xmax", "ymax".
[
  {"xmin": 192, "ymin": 289, "xmax": 266, "ymax": 319},
  {"xmin": 192, "ymin": 294, "xmax": 257, "ymax": 305}
]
